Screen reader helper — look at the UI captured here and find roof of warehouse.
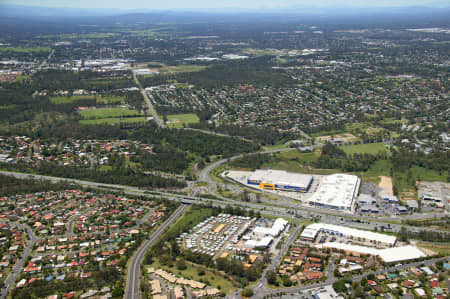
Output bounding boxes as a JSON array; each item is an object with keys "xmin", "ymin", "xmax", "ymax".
[
  {"xmin": 301, "ymin": 223, "xmax": 397, "ymax": 245},
  {"xmin": 307, "ymin": 174, "xmax": 359, "ymax": 209},
  {"xmin": 254, "ymin": 218, "xmax": 288, "ymax": 236},
  {"xmin": 248, "ymin": 170, "xmax": 313, "ymax": 188},
  {"xmin": 315, "ymin": 242, "xmax": 426, "ymax": 263}
]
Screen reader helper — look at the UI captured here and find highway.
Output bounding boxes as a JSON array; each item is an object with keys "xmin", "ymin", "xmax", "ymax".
[
  {"xmin": 125, "ymin": 204, "xmax": 188, "ymax": 299},
  {"xmin": 0, "ymin": 170, "xmax": 448, "ymax": 236},
  {"xmin": 0, "ymin": 223, "xmax": 37, "ymax": 299},
  {"xmin": 132, "ymin": 69, "xmax": 164, "ymax": 128}
]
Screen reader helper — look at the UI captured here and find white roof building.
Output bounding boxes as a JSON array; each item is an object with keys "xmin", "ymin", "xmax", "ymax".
[
  {"xmin": 301, "ymin": 223, "xmax": 397, "ymax": 246},
  {"xmin": 253, "ymin": 218, "xmax": 288, "ymax": 237},
  {"xmin": 358, "ymin": 194, "xmax": 376, "ymax": 204},
  {"xmin": 315, "ymin": 243, "xmax": 426, "ymax": 263},
  {"xmin": 244, "ymin": 236, "xmax": 273, "ymax": 249},
  {"xmin": 248, "ymin": 170, "xmax": 313, "ymax": 190},
  {"xmin": 308, "ymin": 174, "xmax": 360, "ymax": 212}
]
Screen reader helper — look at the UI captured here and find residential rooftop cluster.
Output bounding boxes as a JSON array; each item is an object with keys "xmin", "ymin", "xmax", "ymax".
[
  {"xmin": 0, "ymin": 223, "xmax": 27, "ymax": 287},
  {"xmin": 0, "ymin": 190, "xmax": 170, "ymax": 298},
  {"xmin": 334, "ymin": 260, "xmax": 450, "ymax": 299},
  {"xmin": 0, "ymin": 136, "xmax": 152, "ymax": 168}
]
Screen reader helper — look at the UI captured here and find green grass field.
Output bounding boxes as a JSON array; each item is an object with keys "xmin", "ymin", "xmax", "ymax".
[
  {"xmin": 340, "ymin": 142, "xmax": 388, "ymax": 155},
  {"xmin": 380, "ymin": 118, "xmax": 408, "ymax": 125},
  {"xmin": 166, "ymin": 113, "xmax": 200, "ymax": 128},
  {"xmin": 161, "ymin": 65, "xmax": 207, "ymax": 74},
  {"xmin": 276, "ymin": 150, "xmax": 319, "ymax": 163},
  {"xmin": 95, "ymin": 96, "xmax": 125, "ymax": 104},
  {"xmin": 165, "ymin": 206, "xmax": 215, "ymax": 238},
  {"xmin": 78, "ymin": 107, "xmax": 141, "ymax": 119},
  {"xmin": 261, "ymin": 144, "xmax": 289, "ymax": 151},
  {"xmin": 0, "ymin": 46, "xmax": 51, "ymax": 53},
  {"xmin": 137, "ymin": 63, "xmax": 207, "ymax": 74},
  {"xmin": 79, "ymin": 117, "xmax": 146, "ymax": 125},
  {"xmin": 50, "ymin": 95, "xmax": 95, "ymax": 104},
  {"xmin": 0, "ymin": 105, "xmax": 17, "ymax": 110}
]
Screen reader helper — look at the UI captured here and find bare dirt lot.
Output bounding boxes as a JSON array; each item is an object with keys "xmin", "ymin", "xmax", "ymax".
[{"xmin": 378, "ymin": 176, "xmax": 393, "ymax": 195}]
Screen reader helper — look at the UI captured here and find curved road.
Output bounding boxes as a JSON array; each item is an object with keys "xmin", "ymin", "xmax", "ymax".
[{"xmin": 125, "ymin": 204, "xmax": 187, "ymax": 299}]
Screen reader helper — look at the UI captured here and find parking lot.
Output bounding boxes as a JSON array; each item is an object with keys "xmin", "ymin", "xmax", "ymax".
[{"xmin": 178, "ymin": 214, "xmax": 255, "ymax": 258}]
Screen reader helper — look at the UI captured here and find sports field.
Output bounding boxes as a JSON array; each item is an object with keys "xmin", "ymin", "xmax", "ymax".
[
  {"xmin": 340, "ymin": 142, "xmax": 387, "ymax": 155},
  {"xmin": 166, "ymin": 113, "xmax": 200, "ymax": 128},
  {"xmin": 80, "ymin": 117, "xmax": 146, "ymax": 125},
  {"xmin": 50, "ymin": 95, "xmax": 95, "ymax": 104},
  {"xmin": 78, "ymin": 107, "xmax": 141, "ymax": 119}
]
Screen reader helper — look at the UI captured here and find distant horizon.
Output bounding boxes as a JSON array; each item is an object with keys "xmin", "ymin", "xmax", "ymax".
[{"xmin": 2, "ymin": 0, "xmax": 449, "ymax": 11}]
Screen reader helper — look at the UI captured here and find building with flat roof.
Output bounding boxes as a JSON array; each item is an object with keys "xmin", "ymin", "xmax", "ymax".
[
  {"xmin": 358, "ymin": 194, "xmax": 376, "ymax": 205},
  {"xmin": 315, "ymin": 243, "xmax": 426, "ymax": 263},
  {"xmin": 307, "ymin": 174, "xmax": 360, "ymax": 212},
  {"xmin": 418, "ymin": 181, "xmax": 449, "ymax": 209},
  {"xmin": 244, "ymin": 236, "xmax": 273, "ymax": 249},
  {"xmin": 301, "ymin": 223, "xmax": 397, "ymax": 247},
  {"xmin": 253, "ymin": 218, "xmax": 288, "ymax": 237},
  {"xmin": 247, "ymin": 170, "xmax": 313, "ymax": 192}
]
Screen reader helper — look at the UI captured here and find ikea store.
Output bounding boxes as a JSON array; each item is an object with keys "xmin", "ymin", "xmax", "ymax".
[{"xmin": 247, "ymin": 170, "xmax": 313, "ymax": 192}]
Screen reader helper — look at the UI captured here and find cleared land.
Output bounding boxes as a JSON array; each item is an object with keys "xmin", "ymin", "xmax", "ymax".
[
  {"xmin": 50, "ymin": 95, "xmax": 95, "ymax": 104},
  {"xmin": 0, "ymin": 46, "xmax": 51, "ymax": 53},
  {"xmin": 78, "ymin": 107, "xmax": 142, "ymax": 119},
  {"xmin": 79, "ymin": 117, "xmax": 147, "ymax": 125},
  {"xmin": 160, "ymin": 65, "xmax": 207, "ymax": 74},
  {"xmin": 166, "ymin": 113, "xmax": 200, "ymax": 128},
  {"xmin": 95, "ymin": 96, "xmax": 125, "ymax": 104},
  {"xmin": 378, "ymin": 176, "xmax": 393, "ymax": 195},
  {"xmin": 136, "ymin": 64, "xmax": 207, "ymax": 75},
  {"xmin": 340, "ymin": 142, "xmax": 388, "ymax": 155}
]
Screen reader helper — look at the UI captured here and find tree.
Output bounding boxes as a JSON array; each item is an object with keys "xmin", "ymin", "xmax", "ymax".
[
  {"xmin": 281, "ymin": 275, "xmax": 292, "ymax": 287},
  {"xmin": 267, "ymin": 270, "xmax": 277, "ymax": 285},
  {"xmin": 333, "ymin": 279, "xmax": 347, "ymax": 293},
  {"xmin": 241, "ymin": 288, "xmax": 254, "ymax": 297},
  {"xmin": 176, "ymin": 259, "xmax": 187, "ymax": 270}
]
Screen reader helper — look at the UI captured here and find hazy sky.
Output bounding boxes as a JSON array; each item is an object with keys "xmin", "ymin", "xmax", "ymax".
[{"xmin": 2, "ymin": 0, "xmax": 443, "ymax": 10}]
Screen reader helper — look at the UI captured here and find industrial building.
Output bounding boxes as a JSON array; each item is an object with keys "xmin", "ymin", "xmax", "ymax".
[
  {"xmin": 247, "ymin": 170, "xmax": 313, "ymax": 192},
  {"xmin": 301, "ymin": 223, "xmax": 397, "ymax": 247},
  {"xmin": 253, "ymin": 218, "xmax": 288, "ymax": 237},
  {"xmin": 244, "ymin": 218, "xmax": 288, "ymax": 249},
  {"xmin": 418, "ymin": 181, "xmax": 449, "ymax": 209},
  {"xmin": 244, "ymin": 236, "xmax": 273, "ymax": 249},
  {"xmin": 307, "ymin": 174, "xmax": 360, "ymax": 212},
  {"xmin": 315, "ymin": 243, "xmax": 426, "ymax": 263}
]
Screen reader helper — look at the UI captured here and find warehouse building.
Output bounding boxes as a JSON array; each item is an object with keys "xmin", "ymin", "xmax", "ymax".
[
  {"xmin": 307, "ymin": 174, "xmax": 360, "ymax": 212},
  {"xmin": 244, "ymin": 236, "xmax": 273, "ymax": 249},
  {"xmin": 418, "ymin": 181, "xmax": 449, "ymax": 209},
  {"xmin": 315, "ymin": 243, "xmax": 426, "ymax": 263},
  {"xmin": 301, "ymin": 223, "xmax": 397, "ymax": 247},
  {"xmin": 253, "ymin": 218, "xmax": 288, "ymax": 237},
  {"xmin": 247, "ymin": 170, "xmax": 313, "ymax": 192},
  {"xmin": 244, "ymin": 218, "xmax": 288, "ymax": 249}
]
